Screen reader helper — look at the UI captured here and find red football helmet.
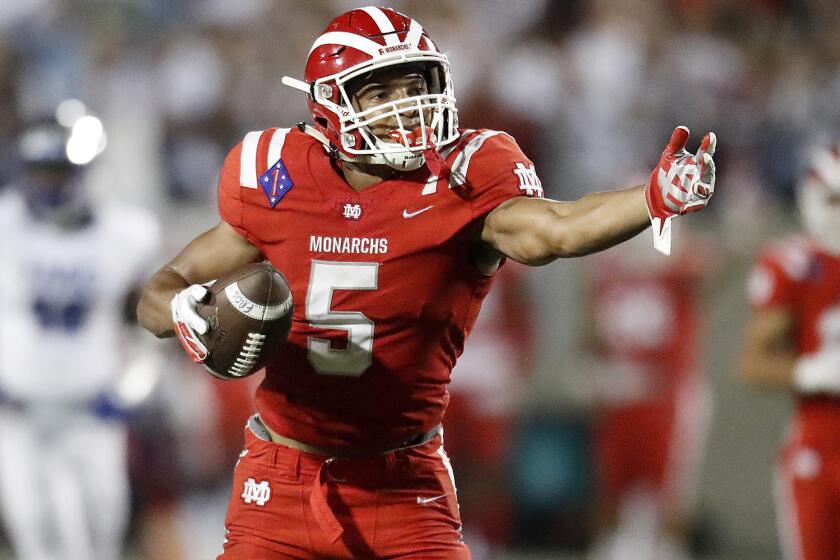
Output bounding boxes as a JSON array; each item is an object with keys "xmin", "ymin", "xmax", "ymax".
[
  {"xmin": 282, "ymin": 6, "xmax": 459, "ymax": 171},
  {"xmin": 799, "ymin": 142, "xmax": 840, "ymax": 253}
]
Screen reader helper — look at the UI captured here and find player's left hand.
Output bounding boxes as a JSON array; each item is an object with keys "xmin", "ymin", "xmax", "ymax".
[{"xmin": 645, "ymin": 126, "xmax": 716, "ymax": 255}]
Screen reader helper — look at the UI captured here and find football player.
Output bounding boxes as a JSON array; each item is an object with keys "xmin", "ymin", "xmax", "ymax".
[
  {"xmin": 739, "ymin": 141, "xmax": 840, "ymax": 560},
  {"xmin": 583, "ymin": 234, "xmax": 714, "ymax": 560},
  {"xmin": 0, "ymin": 107, "xmax": 161, "ymax": 560},
  {"xmin": 137, "ymin": 7, "xmax": 718, "ymax": 559}
]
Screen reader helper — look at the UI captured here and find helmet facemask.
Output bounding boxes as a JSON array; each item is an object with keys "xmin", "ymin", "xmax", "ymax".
[
  {"xmin": 283, "ymin": 56, "xmax": 460, "ymax": 171},
  {"xmin": 301, "ymin": 53, "xmax": 458, "ymax": 171},
  {"xmin": 285, "ymin": 6, "xmax": 460, "ymax": 172}
]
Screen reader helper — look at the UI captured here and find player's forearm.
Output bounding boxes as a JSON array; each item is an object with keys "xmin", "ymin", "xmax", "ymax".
[
  {"xmin": 737, "ymin": 350, "xmax": 795, "ymax": 390},
  {"xmin": 555, "ymin": 185, "xmax": 649, "ymax": 257},
  {"xmin": 485, "ymin": 185, "xmax": 650, "ymax": 265},
  {"xmin": 136, "ymin": 267, "xmax": 190, "ymax": 338}
]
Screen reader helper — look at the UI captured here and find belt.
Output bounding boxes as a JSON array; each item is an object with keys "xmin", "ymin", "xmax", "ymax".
[
  {"xmin": 247, "ymin": 414, "xmax": 443, "ymax": 543},
  {"xmin": 250, "ymin": 414, "xmax": 442, "ymax": 458}
]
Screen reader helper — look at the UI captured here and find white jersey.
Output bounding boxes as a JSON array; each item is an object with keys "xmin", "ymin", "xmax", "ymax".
[{"xmin": 0, "ymin": 190, "xmax": 160, "ymax": 402}]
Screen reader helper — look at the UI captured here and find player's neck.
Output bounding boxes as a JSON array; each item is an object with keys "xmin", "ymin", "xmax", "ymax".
[{"xmin": 339, "ymin": 159, "xmax": 397, "ymax": 192}]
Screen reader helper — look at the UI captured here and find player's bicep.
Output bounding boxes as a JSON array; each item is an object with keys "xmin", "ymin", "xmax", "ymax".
[
  {"xmin": 482, "ymin": 197, "xmax": 573, "ymax": 265},
  {"xmin": 166, "ymin": 221, "xmax": 264, "ymax": 285}
]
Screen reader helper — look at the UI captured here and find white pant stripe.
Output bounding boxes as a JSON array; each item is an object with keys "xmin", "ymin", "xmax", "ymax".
[
  {"xmin": 773, "ymin": 463, "xmax": 805, "ymax": 560},
  {"xmin": 436, "ymin": 428, "xmax": 457, "ymax": 494},
  {"xmin": 663, "ymin": 376, "xmax": 713, "ymax": 515}
]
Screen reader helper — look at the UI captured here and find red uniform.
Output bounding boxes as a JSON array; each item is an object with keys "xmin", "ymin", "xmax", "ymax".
[
  {"xmin": 589, "ymin": 247, "xmax": 711, "ymax": 514},
  {"xmin": 749, "ymin": 236, "xmax": 840, "ymax": 560},
  {"xmin": 217, "ymin": 126, "xmax": 541, "ymax": 558},
  {"xmin": 444, "ymin": 265, "xmax": 533, "ymax": 549}
]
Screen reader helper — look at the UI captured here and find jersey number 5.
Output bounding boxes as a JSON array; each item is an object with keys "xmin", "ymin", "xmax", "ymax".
[{"xmin": 306, "ymin": 261, "xmax": 378, "ymax": 376}]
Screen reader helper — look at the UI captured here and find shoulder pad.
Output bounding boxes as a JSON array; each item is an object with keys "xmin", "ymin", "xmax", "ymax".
[
  {"xmin": 448, "ymin": 129, "xmax": 509, "ymax": 187},
  {"xmin": 421, "ymin": 129, "xmax": 510, "ymax": 196},
  {"xmin": 239, "ymin": 128, "xmax": 292, "ymax": 189}
]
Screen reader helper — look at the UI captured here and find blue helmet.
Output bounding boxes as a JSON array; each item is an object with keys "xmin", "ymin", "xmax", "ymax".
[{"xmin": 17, "ymin": 102, "xmax": 106, "ymax": 226}]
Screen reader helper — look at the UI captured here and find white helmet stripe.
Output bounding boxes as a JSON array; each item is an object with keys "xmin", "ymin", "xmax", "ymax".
[
  {"xmin": 359, "ymin": 7, "xmax": 399, "ymax": 46},
  {"xmin": 406, "ymin": 19, "xmax": 423, "ymax": 49},
  {"xmin": 309, "ymin": 31, "xmax": 383, "ymax": 57},
  {"xmin": 266, "ymin": 128, "xmax": 290, "ymax": 169},
  {"xmin": 239, "ymin": 130, "xmax": 261, "ymax": 189}
]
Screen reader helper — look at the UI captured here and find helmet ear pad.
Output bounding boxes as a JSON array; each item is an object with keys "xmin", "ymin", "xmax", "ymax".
[{"xmin": 306, "ymin": 90, "xmax": 342, "ymax": 148}]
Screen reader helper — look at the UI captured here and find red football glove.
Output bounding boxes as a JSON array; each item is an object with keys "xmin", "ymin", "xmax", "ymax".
[
  {"xmin": 645, "ymin": 126, "xmax": 716, "ymax": 255},
  {"xmin": 170, "ymin": 284, "xmax": 210, "ymax": 363}
]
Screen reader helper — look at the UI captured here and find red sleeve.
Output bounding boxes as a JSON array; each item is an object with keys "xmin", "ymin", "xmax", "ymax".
[
  {"xmin": 217, "ymin": 142, "xmax": 259, "ymax": 245},
  {"xmin": 218, "ymin": 142, "xmax": 244, "ymax": 233},
  {"xmin": 465, "ymin": 132, "xmax": 543, "ymax": 220},
  {"xmin": 747, "ymin": 249, "xmax": 796, "ymax": 310}
]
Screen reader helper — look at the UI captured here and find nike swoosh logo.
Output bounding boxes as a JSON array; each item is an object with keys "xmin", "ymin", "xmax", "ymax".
[
  {"xmin": 402, "ymin": 205, "xmax": 434, "ymax": 219},
  {"xmin": 417, "ymin": 493, "xmax": 448, "ymax": 505}
]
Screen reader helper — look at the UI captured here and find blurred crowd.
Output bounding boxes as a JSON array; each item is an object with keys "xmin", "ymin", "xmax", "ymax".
[
  {"xmin": 0, "ymin": 0, "xmax": 838, "ymax": 559},
  {"xmin": 3, "ymin": 0, "xmax": 839, "ymax": 210}
]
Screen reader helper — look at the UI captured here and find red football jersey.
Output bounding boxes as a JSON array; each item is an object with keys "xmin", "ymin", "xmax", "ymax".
[
  {"xmin": 748, "ymin": 235, "xmax": 840, "ymax": 442},
  {"xmin": 218, "ymin": 126, "xmax": 541, "ymax": 452},
  {"xmin": 749, "ymin": 236, "xmax": 840, "ymax": 355},
  {"xmin": 587, "ymin": 247, "xmax": 704, "ymax": 397}
]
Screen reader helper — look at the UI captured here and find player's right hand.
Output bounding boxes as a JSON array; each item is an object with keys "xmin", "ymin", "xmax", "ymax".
[
  {"xmin": 793, "ymin": 349, "xmax": 840, "ymax": 394},
  {"xmin": 171, "ymin": 284, "xmax": 210, "ymax": 363},
  {"xmin": 645, "ymin": 126, "xmax": 717, "ymax": 255}
]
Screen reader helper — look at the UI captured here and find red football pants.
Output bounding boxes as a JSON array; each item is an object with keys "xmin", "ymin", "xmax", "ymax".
[
  {"xmin": 775, "ymin": 441, "xmax": 840, "ymax": 560},
  {"xmin": 594, "ymin": 377, "xmax": 711, "ymax": 516},
  {"xmin": 218, "ymin": 426, "xmax": 470, "ymax": 559}
]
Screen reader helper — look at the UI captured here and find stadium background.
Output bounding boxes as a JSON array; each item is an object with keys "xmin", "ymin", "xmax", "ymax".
[{"xmin": 1, "ymin": 0, "xmax": 839, "ymax": 558}]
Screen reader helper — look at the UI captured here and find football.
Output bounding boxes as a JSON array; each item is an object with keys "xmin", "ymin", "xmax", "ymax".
[{"xmin": 197, "ymin": 262, "xmax": 293, "ymax": 380}]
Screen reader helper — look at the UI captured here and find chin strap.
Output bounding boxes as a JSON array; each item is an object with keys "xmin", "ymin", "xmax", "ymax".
[
  {"xmin": 297, "ymin": 121, "xmax": 450, "ymax": 175},
  {"xmin": 297, "ymin": 122, "xmax": 336, "ymax": 155},
  {"xmin": 296, "ymin": 122, "xmax": 380, "ymax": 165},
  {"xmin": 423, "ymin": 146, "xmax": 449, "ymax": 178}
]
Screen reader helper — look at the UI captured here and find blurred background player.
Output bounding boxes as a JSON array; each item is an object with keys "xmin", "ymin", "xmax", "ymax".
[
  {"xmin": 443, "ymin": 263, "xmax": 535, "ymax": 559},
  {"xmin": 739, "ymin": 141, "xmax": 840, "ymax": 560},
  {"xmin": 0, "ymin": 104, "xmax": 161, "ymax": 560},
  {"xmin": 581, "ymin": 233, "xmax": 715, "ymax": 560}
]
